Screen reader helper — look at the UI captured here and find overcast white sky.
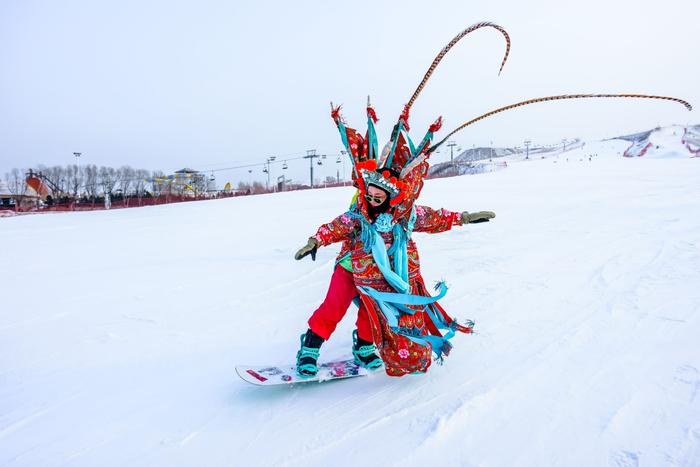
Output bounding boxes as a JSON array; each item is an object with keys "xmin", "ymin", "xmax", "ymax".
[{"xmin": 1, "ymin": 0, "xmax": 698, "ymax": 186}]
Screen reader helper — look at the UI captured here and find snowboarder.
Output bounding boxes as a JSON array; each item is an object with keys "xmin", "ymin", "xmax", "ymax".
[
  {"xmin": 289, "ymin": 86, "xmax": 497, "ymax": 378},
  {"xmin": 294, "ymin": 168, "xmax": 495, "ymax": 377}
]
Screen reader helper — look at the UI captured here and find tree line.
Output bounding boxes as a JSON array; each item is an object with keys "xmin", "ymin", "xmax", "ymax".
[{"xmin": 2, "ymin": 164, "xmax": 210, "ymax": 201}]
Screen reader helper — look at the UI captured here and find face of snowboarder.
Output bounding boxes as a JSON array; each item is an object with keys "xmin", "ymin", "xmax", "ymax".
[
  {"xmin": 365, "ymin": 185, "xmax": 388, "ymax": 206},
  {"xmin": 365, "ymin": 184, "xmax": 391, "ymax": 221}
]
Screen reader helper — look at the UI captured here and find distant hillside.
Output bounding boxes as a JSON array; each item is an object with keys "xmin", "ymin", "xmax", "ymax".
[
  {"xmin": 612, "ymin": 124, "xmax": 700, "ymax": 158},
  {"xmin": 428, "ymin": 124, "xmax": 700, "ymax": 177},
  {"xmin": 429, "ymin": 139, "xmax": 582, "ymax": 176}
]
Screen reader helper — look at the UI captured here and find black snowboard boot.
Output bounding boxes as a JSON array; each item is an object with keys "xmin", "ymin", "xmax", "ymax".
[
  {"xmin": 296, "ymin": 329, "xmax": 325, "ymax": 377},
  {"xmin": 352, "ymin": 330, "xmax": 383, "ymax": 370}
]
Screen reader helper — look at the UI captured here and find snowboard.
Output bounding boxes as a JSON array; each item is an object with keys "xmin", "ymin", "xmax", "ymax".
[{"xmin": 236, "ymin": 358, "xmax": 369, "ymax": 386}]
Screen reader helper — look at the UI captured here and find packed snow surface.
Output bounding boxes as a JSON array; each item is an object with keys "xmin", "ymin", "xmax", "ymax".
[{"xmin": 2, "ymin": 141, "xmax": 700, "ymax": 466}]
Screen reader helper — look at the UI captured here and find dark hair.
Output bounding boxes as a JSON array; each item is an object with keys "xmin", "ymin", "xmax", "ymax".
[
  {"xmin": 367, "ymin": 167, "xmax": 400, "ymax": 194},
  {"xmin": 380, "ymin": 167, "xmax": 400, "ymax": 179}
]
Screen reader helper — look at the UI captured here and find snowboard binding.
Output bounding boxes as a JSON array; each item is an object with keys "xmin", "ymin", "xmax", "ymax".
[
  {"xmin": 352, "ymin": 330, "xmax": 383, "ymax": 371},
  {"xmin": 296, "ymin": 329, "xmax": 324, "ymax": 378}
]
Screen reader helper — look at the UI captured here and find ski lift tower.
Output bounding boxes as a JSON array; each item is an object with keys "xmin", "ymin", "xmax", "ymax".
[
  {"xmin": 340, "ymin": 150, "xmax": 348, "ymax": 181},
  {"xmin": 336, "ymin": 155, "xmax": 342, "ymax": 183},
  {"xmin": 264, "ymin": 156, "xmax": 276, "ymax": 191},
  {"xmin": 446, "ymin": 141, "xmax": 457, "ymax": 175},
  {"xmin": 303, "ymin": 149, "xmax": 319, "ymax": 188}
]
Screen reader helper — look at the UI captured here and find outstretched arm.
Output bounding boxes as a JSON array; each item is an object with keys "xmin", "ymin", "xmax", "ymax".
[
  {"xmin": 413, "ymin": 205, "xmax": 495, "ymax": 234},
  {"xmin": 413, "ymin": 205, "xmax": 462, "ymax": 233},
  {"xmin": 294, "ymin": 212, "xmax": 357, "ymax": 261}
]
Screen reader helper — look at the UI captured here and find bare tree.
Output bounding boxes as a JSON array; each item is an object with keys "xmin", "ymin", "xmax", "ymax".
[
  {"xmin": 133, "ymin": 169, "xmax": 150, "ymax": 197},
  {"xmin": 84, "ymin": 164, "xmax": 99, "ymax": 200},
  {"xmin": 251, "ymin": 181, "xmax": 266, "ymax": 194},
  {"xmin": 191, "ymin": 173, "xmax": 208, "ymax": 195},
  {"xmin": 117, "ymin": 165, "xmax": 135, "ymax": 196},
  {"xmin": 98, "ymin": 166, "xmax": 117, "ymax": 196},
  {"xmin": 46, "ymin": 165, "xmax": 69, "ymax": 196},
  {"xmin": 3, "ymin": 168, "xmax": 30, "ymax": 210},
  {"xmin": 5, "ymin": 168, "xmax": 27, "ymax": 196},
  {"xmin": 67, "ymin": 164, "xmax": 84, "ymax": 198}
]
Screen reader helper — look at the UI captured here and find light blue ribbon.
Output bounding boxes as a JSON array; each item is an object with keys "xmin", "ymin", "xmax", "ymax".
[
  {"xmin": 358, "ymin": 282, "xmax": 457, "ymax": 361},
  {"xmin": 357, "ymin": 283, "xmax": 446, "ymax": 330},
  {"xmin": 346, "ymin": 210, "xmax": 411, "ymax": 294},
  {"xmin": 370, "ymin": 227, "xmax": 409, "ymax": 294},
  {"xmin": 358, "ymin": 281, "xmax": 447, "ymax": 306}
]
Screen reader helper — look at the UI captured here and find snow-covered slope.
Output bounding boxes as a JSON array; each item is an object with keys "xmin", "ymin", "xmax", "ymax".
[
  {"xmin": 429, "ymin": 139, "xmax": 585, "ymax": 176},
  {"xmin": 1, "ymin": 149, "xmax": 699, "ymax": 466},
  {"xmin": 619, "ymin": 125, "xmax": 700, "ymax": 158}
]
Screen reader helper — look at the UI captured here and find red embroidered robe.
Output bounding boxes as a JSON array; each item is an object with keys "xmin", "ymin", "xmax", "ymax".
[{"xmin": 312, "ymin": 205, "xmax": 468, "ymax": 376}]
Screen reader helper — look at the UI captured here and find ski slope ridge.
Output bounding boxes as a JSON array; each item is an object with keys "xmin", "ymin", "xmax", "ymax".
[{"xmin": 1, "ymin": 147, "xmax": 699, "ymax": 466}]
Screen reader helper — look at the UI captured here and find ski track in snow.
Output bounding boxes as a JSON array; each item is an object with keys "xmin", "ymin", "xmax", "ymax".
[{"xmin": 1, "ymin": 139, "xmax": 700, "ymax": 466}]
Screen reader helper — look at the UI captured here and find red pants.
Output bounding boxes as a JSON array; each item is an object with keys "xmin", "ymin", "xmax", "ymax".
[{"xmin": 308, "ymin": 265, "xmax": 373, "ymax": 342}]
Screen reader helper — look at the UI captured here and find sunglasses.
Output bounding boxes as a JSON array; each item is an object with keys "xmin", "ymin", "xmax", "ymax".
[{"xmin": 364, "ymin": 194, "xmax": 386, "ymax": 204}]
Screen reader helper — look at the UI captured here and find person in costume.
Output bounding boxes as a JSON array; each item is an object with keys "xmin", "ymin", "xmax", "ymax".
[
  {"xmin": 292, "ymin": 99, "xmax": 495, "ymax": 378},
  {"xmin": 290, "ymin": 21, "xmax": 690, "ymax": 378},
  {"xmin": 294, "ymin": 169, "xmax": 495, "ymax": 377}
]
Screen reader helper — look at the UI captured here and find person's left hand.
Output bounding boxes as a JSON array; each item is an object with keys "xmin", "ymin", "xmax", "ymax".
[
  {"xmin": 461, "ymin": 211, "xmax": 496, "ymax": 224},
  {"xmin": 294, "ymin": 237, "xmax": 319, "ymax": 261}
]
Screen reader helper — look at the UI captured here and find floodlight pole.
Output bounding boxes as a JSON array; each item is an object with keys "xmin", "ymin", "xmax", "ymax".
[{"xmin": 73, "ymin": 152, "xmax": 81, "ymax": 197}]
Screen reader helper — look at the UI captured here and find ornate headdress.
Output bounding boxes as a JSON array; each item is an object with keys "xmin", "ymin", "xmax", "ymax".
[
  {"xmin": 331, "ymin": 22, "xmax": 691, "ymax": 223},
  {"xmin": 358, "ymin": 160, "xmax": 402, "ymax": 199}
]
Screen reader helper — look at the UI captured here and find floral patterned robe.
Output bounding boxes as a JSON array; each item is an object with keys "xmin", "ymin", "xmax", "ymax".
[{"xmin": 312, "ymin": 205, "xmax": 470, "ymax": 376}]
